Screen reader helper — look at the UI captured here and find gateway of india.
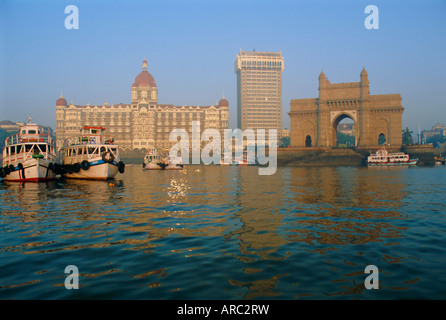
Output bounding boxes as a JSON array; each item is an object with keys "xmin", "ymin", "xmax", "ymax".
[
  {"xmin": 289, "ymin": 68, "xmax": 404, "ymax": 149},
  {"xmin": 55, "ymin": 59, "xmax": 229, "ymax": 153}
]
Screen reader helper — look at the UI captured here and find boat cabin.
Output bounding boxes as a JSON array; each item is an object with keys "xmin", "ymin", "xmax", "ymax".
[
  {"xmin": 2, "ymin": 122, "xmax": 55, "ymax": 166},
  {"xmin": 64, "ymin": 126, "xmax": 115, "ymax": 147}
]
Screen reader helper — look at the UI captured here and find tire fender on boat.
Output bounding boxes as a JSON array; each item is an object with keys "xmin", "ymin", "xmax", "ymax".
[
  {"xmin": 81, "ymin": 160, "xmax": 91, "ymax": 171},
  {"xmin": 118, "ymin": 161, "xmax": 125, "ymax": 173},
  {"xmin": 102, "ymin": 152, "xmax": 114, "ymax": 163},
  {"xmin": 73, "ymin": 163, "xmax": 81, "ymax": 173}
]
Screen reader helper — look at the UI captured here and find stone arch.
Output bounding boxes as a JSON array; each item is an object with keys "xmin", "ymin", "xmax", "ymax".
[{"xmin": 332, "ymin": 113, "xmax": 356, "ymax": 147}]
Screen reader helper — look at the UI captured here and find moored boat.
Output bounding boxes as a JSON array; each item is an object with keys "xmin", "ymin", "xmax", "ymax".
[
  {"xmin": 434, "ymin": 156, "xmax": 445, "ymax": 165},
  {"xmin": 1, "ymin": 118, "xmax": 57, "ymax": 182},
  {"xmin": 367, "ymin": 148, "xmax": 418, "ymax": 166},
  {"xmin": 143, "ymin": 147, "xmax": 166, "ymax": 170},
  {"xmin": 164, "ymin": 154, "xmax": 183, "ymax": 170},
  {"xmin": 143, "ymin": 148, "xmax": 183, "ymax": 170},
  {"xmin": 59, "ymin": 126, "xmax": 125, "ymax": 179}
]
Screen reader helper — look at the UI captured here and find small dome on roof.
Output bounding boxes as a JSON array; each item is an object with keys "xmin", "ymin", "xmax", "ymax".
[
  {"xmin": 218, "ymin": 92, "xmax": 229, "ymax": 107},
  {"xmin": 56, "ymin": 90, "xmax": 67, "ymax": 106}
]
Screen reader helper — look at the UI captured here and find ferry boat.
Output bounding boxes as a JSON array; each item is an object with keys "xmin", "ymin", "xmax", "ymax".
[
  {"xmin": 0, "ymin": 119, "xmax": 57, "ymax": 182},
  {"xmin": 143, "ymin": 148, "xmax": 183, "ymax": 170},
  {"xmin": 164, "ymin": 154, "xmax": 183, "ymax": 170},
  {"xmin": 143, "ymin": 148, "xmax": 166, "ymax": 170},
  {"xmin": 366, "ymin": 149, "xmax": 418, "ymax": 166},
  {"xmin": 234, "ymin": 154, "xmax": 248, "ymax": 166},
  {"xmin": 434, "ymin": 155, "xmax": 445, "ymax": 165},
  {"xmin": 60, "ymin": 126, "xmax": 125, "ymax": 179}
]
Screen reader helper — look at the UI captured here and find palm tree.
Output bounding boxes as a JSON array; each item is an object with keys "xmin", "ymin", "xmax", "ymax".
[{"xmin": 402, "ymin": 127, "xmax": 414, "ymax": 145}]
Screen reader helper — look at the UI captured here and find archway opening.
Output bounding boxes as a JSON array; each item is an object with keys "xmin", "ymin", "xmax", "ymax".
[
  {"xmin": 305, "ymin": 135, "xmax": 312, "ymax": 147},
  {"xmin": 333, "ymin": 114, "xmax": 356, "ymax": 148},
  {"xmin": 378, "ymin": 133, "xmax": 386, "ymax": 146}
]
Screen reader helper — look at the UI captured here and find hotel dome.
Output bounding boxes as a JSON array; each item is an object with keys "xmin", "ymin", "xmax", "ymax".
[{"xmin": 132, "ymin": 59, "xmax": 156, "ymax": 88}]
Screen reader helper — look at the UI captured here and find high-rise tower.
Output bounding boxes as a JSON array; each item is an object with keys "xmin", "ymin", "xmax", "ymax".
[{"xmin": 234, "ymin": 50, "xmax": 284, "ymax": 141}]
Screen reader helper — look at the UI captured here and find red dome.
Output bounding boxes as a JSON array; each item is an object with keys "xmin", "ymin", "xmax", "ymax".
[
  {"xmin": 132, "ymin": 70, "xmax": 156, "ymax": 88},
  {"xmin": 218, "ymin": 97, "xmax": 229, "ymax": 107},
  {"xmin": 56, "ymin": 96, "xmax": 67, "ymax": 106}
]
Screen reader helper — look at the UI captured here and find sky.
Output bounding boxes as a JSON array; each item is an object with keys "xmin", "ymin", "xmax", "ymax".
[{"xmin": 0, "ymin": 0, "xmax": 445, "ymax": 133}]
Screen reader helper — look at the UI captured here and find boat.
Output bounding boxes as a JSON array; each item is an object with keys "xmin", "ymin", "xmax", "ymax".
[
  {"xmin": 143, "ymin": 147, "xmax": 166, "ymax": 170},
  {"xmin": 234, "ymin": 153, "xmax": 248, "ymax": 166},
  {"xmin": 0, "ymin": 118, "xmax": 58, "ymax": 182},
  {"xmin": 164, "ymin": 154, "xmax": 183, "ymax": 170},
  {"xmin": 143, "ymin": 148, "xmax": 183, "ymax": 170},
  {"xmin": 59, "ymin": 126, "xmax": 125, "ymax": 179},
  {"xmin": 434, "ymin": 155, "xmax": 445, "ymax": 165},
  {"xmin": 366, "ymin": 148, "xmax": 418, "ymax": 166}
]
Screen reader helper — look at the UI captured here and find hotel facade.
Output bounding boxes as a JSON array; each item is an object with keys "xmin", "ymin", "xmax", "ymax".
[{"xmin": 55, "ymin": 59, "xmax": 229, "ymax": 153}]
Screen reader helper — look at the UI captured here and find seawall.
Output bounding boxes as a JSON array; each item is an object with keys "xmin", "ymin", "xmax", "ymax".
[
  {"xmin": 119, "ymin": 145, "xmax": 436, "ymax": 167},
  {"xmin": 277, "ymin": 145, "xmax": 435, "ymax": 167}
]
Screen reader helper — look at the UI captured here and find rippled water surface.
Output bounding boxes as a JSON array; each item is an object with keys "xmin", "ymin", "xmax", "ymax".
[{"xmin": 1, "ymin": 165, "xmax": 446, "ymax": 299}]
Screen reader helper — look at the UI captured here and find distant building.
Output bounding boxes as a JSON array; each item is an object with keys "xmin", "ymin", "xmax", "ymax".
[
  {"xmin": 337, "ymin": 123, "xmax": 355, "ymax": 136},
  {"xmin": 281, "ymin": 128, "xmax": 290, "ymax": 138},
  {"xmin": 0, "ymin": 120, "xmax": 24, "ymax": 133},
  {"xmin": 234, "ymin": 50, "xmax": 284, "ymax": 144},
  {"xmin": 421, "ymin": 123, "xmax": 446, "ymax": 142},
  {"xmin": 55, "ymin": 59, "xmax": 229, "ymax": 152}
]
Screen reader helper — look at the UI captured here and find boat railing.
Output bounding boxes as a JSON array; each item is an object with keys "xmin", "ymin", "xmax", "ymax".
[
  {"xmin": 64, "ymin": 134, "xmax": 116, "ymax": 147},
  {"xmin": 5, "ymin": 133, "xmax": 53, "ymax": 146},
  {"xmin": 2, "ymin": 147, "xmax": 56, "ymax": 166}
]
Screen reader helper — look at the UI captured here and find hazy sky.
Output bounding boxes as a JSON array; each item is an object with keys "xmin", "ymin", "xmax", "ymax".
[{"xmin": 0, "ymin": 0, "xmax": 445, "ymax": 133}]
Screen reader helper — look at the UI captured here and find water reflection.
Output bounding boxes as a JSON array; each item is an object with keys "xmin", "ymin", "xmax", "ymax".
[
  {"xmin": 1, "ymin": 164, "xmax": 440, "ymax": 300},
  {"xmin": 286, "ymin": 167, "xmax": 407, "ymax": 245}
]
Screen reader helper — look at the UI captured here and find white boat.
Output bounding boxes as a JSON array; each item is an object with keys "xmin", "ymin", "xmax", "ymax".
[
  {"xmin": 60, "ymin": 126, "xmax": 125, "ymax": 179},
  {"xmin": 1, "ymin": 119, "xmax": 57, "ymax": 182},
  {"xmin": 143, "ymin": 148, "xmax": 165, "ymax": 170},
  {"xmin": 164, "ymin": 155, "xmax": 183, "ymax": 170},
  {"xmin": 367, "ymin": 149, "xmax": 418, "ymax": 166},
  {"xmin": 434, "ymin": 156, "xmax": 445, "ymax": 165},
  {"xmin": 143, "ymin": 148, "xmax": 183, "ymax": 170},
  {"xmin": 234, "ymin": 154, "xmax": 248, "ymax": 166}
]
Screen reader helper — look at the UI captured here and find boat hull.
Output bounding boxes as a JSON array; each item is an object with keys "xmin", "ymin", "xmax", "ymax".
[
  {"xmin": 3, "ymin": 158, "xmax": 56, "ymax": 182},
  {"xmin": 164, "ymin": 164, "xmax": 183, "ymax": 170},
  {"xmin": 367, "ymin": 159, "xmax": 418, "ymax": 166},
  {"xmin": 143, "ymin": 162, "xmax": 164, "ymax": 170},
  {"xmin": 64, "ymin": 161, "xmax": 119, "ymax": 180}
]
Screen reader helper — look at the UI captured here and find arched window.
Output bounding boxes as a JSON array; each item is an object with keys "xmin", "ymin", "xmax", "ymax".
[
  {"xmin": 305, "ymin": 135, "xmax": 312, "ymax": 147},
  {"xmin": 378, "ymin": 133, "xmax": 386, "ymax": 145}
]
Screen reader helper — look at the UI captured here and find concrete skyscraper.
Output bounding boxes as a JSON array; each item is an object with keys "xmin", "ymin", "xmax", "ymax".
[{"xmin": 234, "ymin": 50, "xmax": 284, "ymax": 143}]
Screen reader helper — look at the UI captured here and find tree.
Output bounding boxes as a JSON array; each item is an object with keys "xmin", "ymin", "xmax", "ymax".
[
  {"xmin": 426, "ymin": 134, "xmax": 445, "ymax": 148},
  {"xmin": 402, "ymin": 127, "xmax": 414, "ymax": 145},
  {"xmin": 336, "ymin": 131, "xmax": 355, "ymax": 147},
  {"xmin": 279, "ymin": 136, "xmax": 290, "ymax": 148}
]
